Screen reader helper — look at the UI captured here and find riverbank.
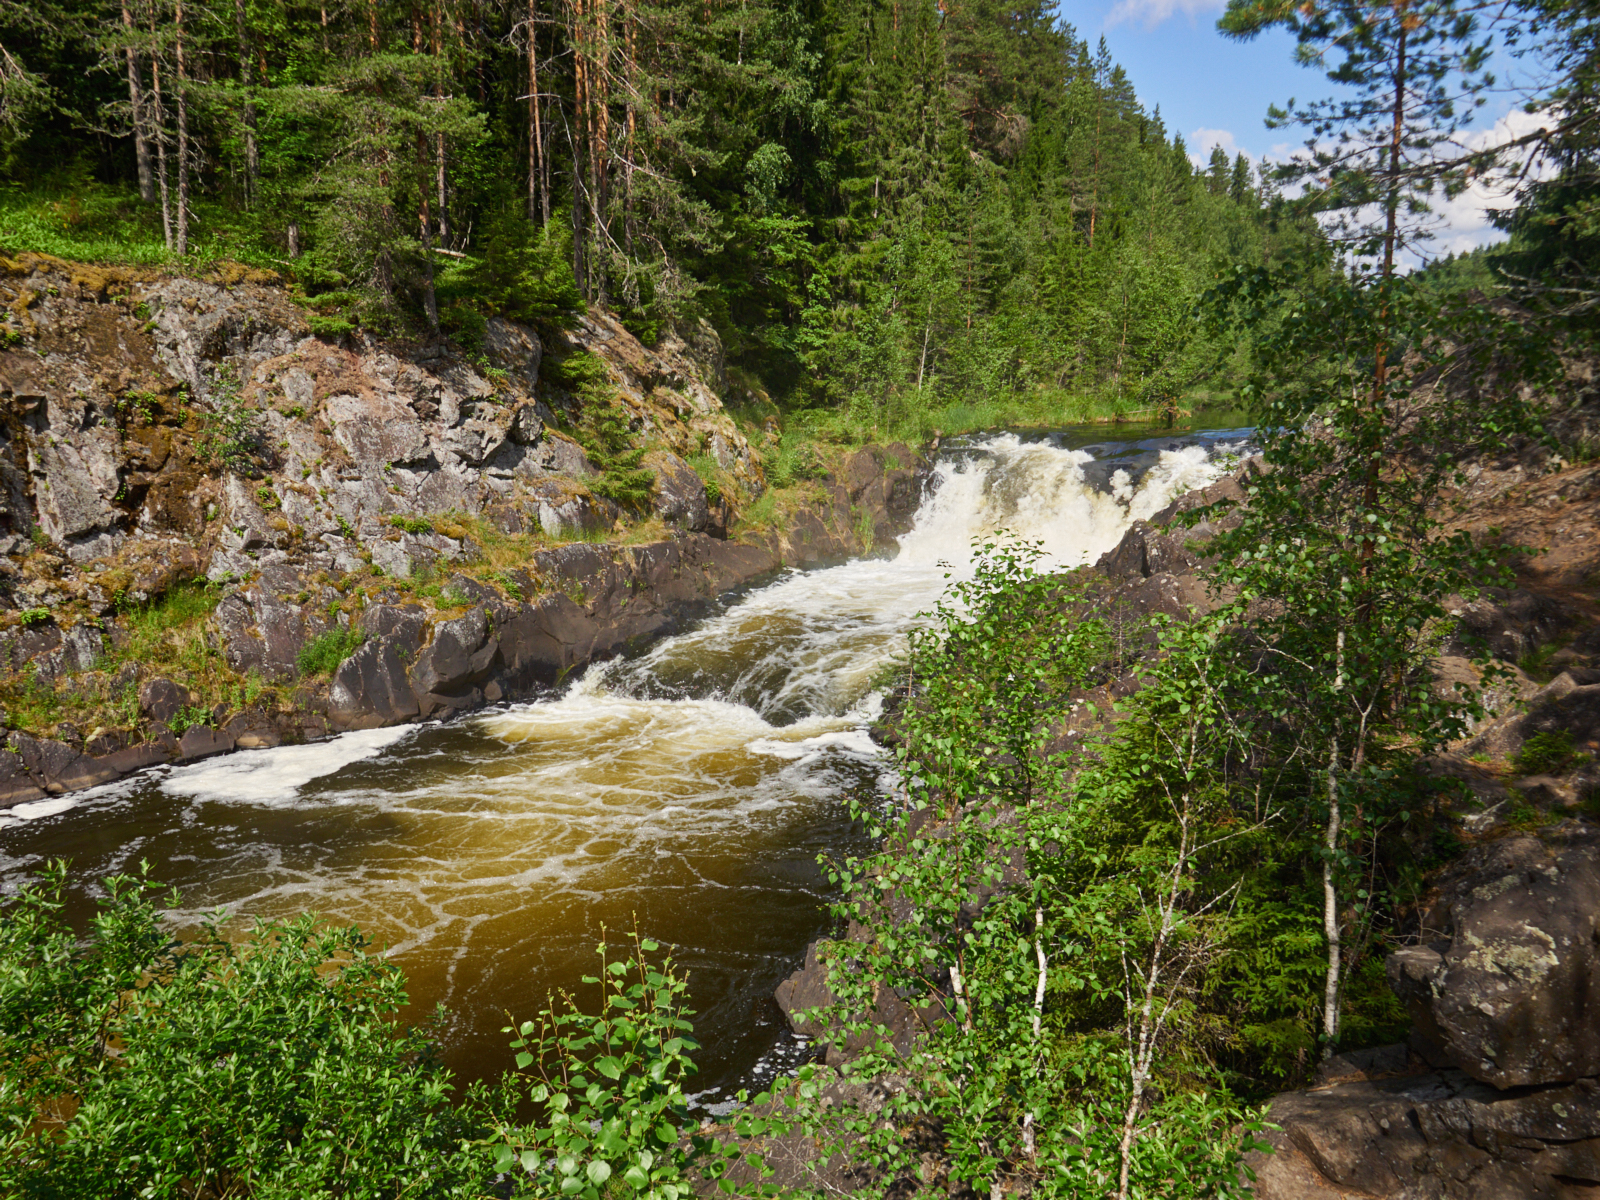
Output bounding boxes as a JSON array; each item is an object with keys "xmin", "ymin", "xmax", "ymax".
[{"xmin": 0, "ymin": 252, "xmax": 933, "ymax": 808}]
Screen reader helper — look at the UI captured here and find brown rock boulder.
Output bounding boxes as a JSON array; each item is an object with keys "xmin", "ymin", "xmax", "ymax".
[
  {"xmin": 1387, "ymin": 826, "xmax": 1600, "ymax": 1087},
  {"xmin": 643, "ymin": 450, "xmax": 709, "ymax": 532},
  {"xmin": 139, "ymin": 676, "xmax": 190, "ymax": 723},
  {"xmin": 1247, "ymin": 1061, "xmax": 1600, "ymax": 1199}
]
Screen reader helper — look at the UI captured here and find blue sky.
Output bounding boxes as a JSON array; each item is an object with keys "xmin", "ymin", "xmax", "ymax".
[{"xmin": 1065, "ymin": 0, "xmax": 1543, "ymax": 259}]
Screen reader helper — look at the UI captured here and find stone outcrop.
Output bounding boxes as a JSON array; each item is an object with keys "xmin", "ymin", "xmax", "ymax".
[
  {"xmin": 0, "ymin": 252, "xmax": 932, "ymax": 810},
  {"xmin": 1251, "ymin": 1050, "xmax": 1600, "ymax": 1199},
  {"xmin": 1389, "ymin": 826, "xmax": 1600, "ymax": 1089},
  {"xmin": 1251, "ymin": 827, "xmax": 1600, "ymax": 1199}
]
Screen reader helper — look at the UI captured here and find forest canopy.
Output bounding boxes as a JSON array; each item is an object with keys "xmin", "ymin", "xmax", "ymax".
[{"xmin": 0, "ymin": 0, "xmax": 1325, "ymax": 426}]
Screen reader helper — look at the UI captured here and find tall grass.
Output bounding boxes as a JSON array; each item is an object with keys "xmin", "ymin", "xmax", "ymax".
[{"xmin": 0, "ymin": 176, "xmax": 280, "ymax": 269}]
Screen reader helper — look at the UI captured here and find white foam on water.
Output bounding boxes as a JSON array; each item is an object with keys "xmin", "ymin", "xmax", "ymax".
[
  {"xmin": 161, "ymin": 725, "xmax": 418, "ymax": 805},
  {"xmin": 0, "ymin": 429, "xmax": 1241, "ymax": 1097},
  {"xmin": 899, "ymin": 435, "xmax": 1225, "ymax": 570},
  {"xmin": 598, "ymin": 433, "xmax": 1230, "ymax": 725},
  {"xmin": 747, "ymin": 727, "xmax": 882, "ymax": 763},
  {"xmin": 6, "ymin": 796, "xmax": 81, "ymax": 821}
]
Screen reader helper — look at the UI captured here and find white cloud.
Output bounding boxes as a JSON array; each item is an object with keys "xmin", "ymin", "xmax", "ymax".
[
  {"xmin": 1416, "ymin": 107, "xmax": 1555, "ymax": 261},
  {"xmin": 1188, "ymin": 127, "xmax": 1250, "ymax": 168},
  {"xmin": 1105, "ymin": 0, "xmax": 1223, "ymax": 30},
  {"xmin": 1242, "ymin": 107, "xmax": 1556, "ymax": 267}
]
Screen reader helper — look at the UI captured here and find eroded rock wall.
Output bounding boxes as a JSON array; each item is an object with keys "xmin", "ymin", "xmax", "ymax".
[{"xmin": 0, "ymin": 253, "xmax": 930, "ymax": 805}]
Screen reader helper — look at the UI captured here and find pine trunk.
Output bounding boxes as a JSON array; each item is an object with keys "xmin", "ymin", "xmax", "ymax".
[
  {"xmin": 622, "ymin": 0, "xmax": 635, "ymax": 264},
  {"xmin": 433, "ymin": 4, "xmax": 449, "ymax": 247},
  {"xmin": 590, "ymin": 0, "xmax": 610, "ymax": 307},
  {"xmin": 175, "ymin": 0, "xmax": 189, "ymax": 256},
  {"xmin": 122, "ymin": 1, "xmax": 154, "ymax": 203},
  {"xmin": 419, "ymin": 135, "xmax": 440, "ymax": 329},
  {"xmin": 149, "ymin": 0, "xmax": 173, "ymax": 249},
  {"xmin": 571, "ymin": 0, "xmax": 589, "ymax": 296},
  {"xmin": 527, "ymin": 0, "xmax": 547, "ymax": 223},
  {"xmin": 236, "ymin": 0, "xmax": 258, "ymax": 205}
]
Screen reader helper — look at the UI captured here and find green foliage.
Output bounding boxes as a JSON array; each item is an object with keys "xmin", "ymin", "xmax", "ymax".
[
  {"xmin": 16, "ymin": 608, "xmax": 50, "ymax": 627},
  {"xmin": 1515, "ymin": 730, "xmax": 1582, "ymax": 776},
  {"xmin": 0, "ymin": 669, "xmax": 61, "ymax": 731},
  {"xmin": 1195, "ymin": 261, "xmax": 1556, "ymax": 1056},
  {"xmin": 165, "ymin": 703, "xmax": 213, "ymax": 734},
  {"xmin": 296, "ymin": 625, "xmax": 367, "ymax": 676},
  {"xmin": 441, "ymin": 210, "xmax": 583, "ymax": 328},
  {"xmin": 193, "ymin": 364, "xmax": 266, "ymax": 476},
  {"xmin": 114, "ymin": 389, "xmax": 160, "ymax": 424},
  {"xmin": 804, "ymin": 559, "xmax": 1271, "ymax": 1197},
  {"xmin": 686, "ymin": 453, "xmax": 726, "ymax": 507},
  {"xmin": 545, "ymin": 350, "xmax": 613, "ymax": 394},
  {"xmin": 389, "ymin": 513, "xmax": 435, "ymax": 534},
  {"xmin": 0, "ymin": 863, "xmax": 487, "ymax": 1199},
  {"xmin": 578, "ymin": 409, "xmax": 655, "ymax": 512},
  {"xmin": 761, "ymin": 432, "xmax": 826, "ymax": 489},
  {"xmin": 898, "ymin": 538, "xmax": 1109, "ymax": 811},
  {"xmin": 487, "ymin": 928, "xmax": 704, "ymax": 1200}
]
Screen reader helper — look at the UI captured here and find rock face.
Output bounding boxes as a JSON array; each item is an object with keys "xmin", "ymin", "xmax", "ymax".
[
  {"xmin": 643, "ymin": 449, "xmax": 709, "ymax": 531},
  {"xmin": 774, "ymin": 940, "xmax": 938, "ymax": 1067},
  {"xmin": 1251, "ymin": 828, "xmax": 1600, "ymax": 1199},
  {"xmin": 1389, "ymin": 826, "xmax": 1600, "ymax": 1089},
  {"xmin": 1251, "ymin": 1052, "xmax": 1600, "ymax": 1199},
  {"xmin": 0, "ymin": 252, "xmax": 769, "ymax": 609},
  {"xmin": 0, "ymin": 251, "xmax": 934, "ymax": 808}
]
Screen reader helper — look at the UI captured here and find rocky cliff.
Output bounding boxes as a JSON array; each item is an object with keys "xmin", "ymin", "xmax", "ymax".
[
  {"xmin": 773, "ymin": 438, "xmax": 1600, "ymax": 1198},
  {"xmin": 0, "ymin": 253, "xmax": 928, "ymax": 807},
  {"xmin": 1113, "ymin": 443, "xmax": 1600, "ymax": 1199}
]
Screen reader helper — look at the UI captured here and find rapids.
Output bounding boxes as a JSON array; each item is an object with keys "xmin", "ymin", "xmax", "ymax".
[{"xmin": 0, "ymin": 426, "xmax": 1246, "ymax": 1104}]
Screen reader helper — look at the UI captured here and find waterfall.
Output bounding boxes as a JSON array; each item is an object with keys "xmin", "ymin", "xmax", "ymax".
[{"xmin": 0, "ymin": 428, "xmax": 1244, "ymax": 1097}]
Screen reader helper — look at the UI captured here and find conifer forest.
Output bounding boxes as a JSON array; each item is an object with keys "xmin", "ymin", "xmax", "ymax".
[
  {"xmin": 0, "ymin": 0, "xmax": 1324, "ymax": 422},
  {"xmin": 2, "ymin": 0, "xmax": 1600, "ymax": 1197}
]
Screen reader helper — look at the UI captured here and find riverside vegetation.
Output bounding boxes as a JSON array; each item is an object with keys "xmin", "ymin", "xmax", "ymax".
[{"xmin": 5, "ymin": 0, "xmax": 1600, "ymax": 1197}]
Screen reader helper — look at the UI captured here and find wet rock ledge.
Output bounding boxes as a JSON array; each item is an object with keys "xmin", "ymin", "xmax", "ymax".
[{"xmin": 0, "ymin": 252, "xmax": 928, "ymax": 807}]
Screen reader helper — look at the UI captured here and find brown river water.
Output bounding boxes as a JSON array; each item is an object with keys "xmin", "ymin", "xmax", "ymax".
[{"xmin": 0, "ymin": 425, "xmax": 1247, "ymax": 1107}]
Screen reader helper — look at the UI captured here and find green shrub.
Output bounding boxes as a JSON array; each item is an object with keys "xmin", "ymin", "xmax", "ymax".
[
  {"xmin": 0, "ymin": 669, "xmax": 60, "ymax": 731},
  {"xmin": 307, "ymin": 312, "xmax": 355, "ymax": 337},
  {"xmin": 577, "ymin": 409, "xmax": 655, "ymax": 512},
  {"xmin": 764, "ymin": 434, "xmax": 826, "ymax": 488},
  {"xmin": 487, "ymin": 929, "xmax": 707, "ymax": 1198},
  {"xmin": 194, "ymin": 364, "xmax": 266, "ymax": 475},
  {"xmin": 17, "ymin": 607, "xmax": 50, "ymax": 627},
  {"xmin": 544, "ymin": 349, "xmax": 612, "ymax": 392},
  {"xmin": 686, "ymin": 452, "xmax": 725, "ymax": 506},
  {"xmin": 166, "ymin": 703, "xmax": 213, "ymax": 735},
  {"xmin": 1515, "ymin": 729, "xmax": 1582, "ymax": 775},
  {"xmin": 390, "ymin": 513, "xmax": 435, "ymax": 534},
  {"xmin": 0, "ymin": 864, "xmax": 486, "ymax": 1199},
  {"xmin": 297, "ymin": 625, "xmax": 367, "ymax": 675},
  {"xmin": 437, "ymin": 209, "xmax": 582, "ymax": 327}
]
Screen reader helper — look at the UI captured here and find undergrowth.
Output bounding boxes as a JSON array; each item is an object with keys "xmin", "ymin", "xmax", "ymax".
[
  {"xmin": 0, "ymin": 176, "xmax": 280, "ymax": 269},
  {"xmin": 296, "ymin": 627, "xmax": 367, "ymax": 676}
]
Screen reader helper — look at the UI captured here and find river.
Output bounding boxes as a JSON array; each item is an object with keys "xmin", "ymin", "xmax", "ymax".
[{"xmin": 0, "ymin": 424, "xmax": 1246, "ymax": 1108}]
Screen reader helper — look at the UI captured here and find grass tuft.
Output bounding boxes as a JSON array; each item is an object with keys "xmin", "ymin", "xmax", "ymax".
[{"xmin": 297, "ymin": 626, "xmax": 367, "ymax": 676}]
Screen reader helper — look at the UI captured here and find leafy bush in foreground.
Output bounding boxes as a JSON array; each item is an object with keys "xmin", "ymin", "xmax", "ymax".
[{"xmin": 0, "ymin": 863, "xmax": 486, "ymax": 1200}]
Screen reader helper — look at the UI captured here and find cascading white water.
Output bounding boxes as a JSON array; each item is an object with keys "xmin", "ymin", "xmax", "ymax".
[
  {"xmin": 506, "ymin": 432, "xmax": 1231, "ymax": 729},
  {"xmin": 0, "ymin": 429, "xmax": 1241, "ymax": 1097}
]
